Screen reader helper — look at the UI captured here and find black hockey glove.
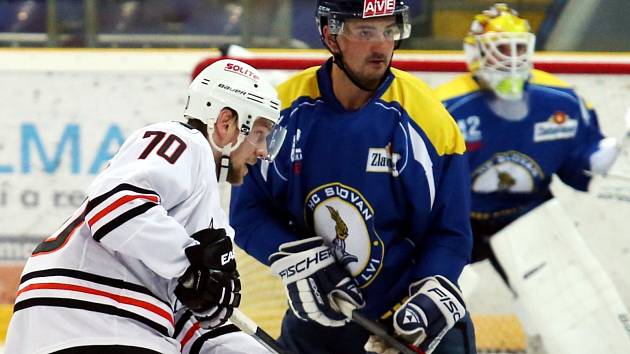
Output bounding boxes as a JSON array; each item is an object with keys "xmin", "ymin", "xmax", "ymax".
[
  {"xmin": 175, "ymin": 228, "xmax": 241, "ymax": 329},
  {"xmin": 391, "ymin": 276, "xmax": 466, "ymax": 353},
  {"xmin": 269, "ymin": 236, "xmax": 365, "ymax": 327}
]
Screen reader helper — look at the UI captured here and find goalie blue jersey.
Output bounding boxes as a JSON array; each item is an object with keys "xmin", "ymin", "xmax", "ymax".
[
  {"xmin": 436, "ymin": 70, "xmax": 605, "ymax": 224},
  {"xmin": 230, "ymin": 59, "xmax": 472, "ymax": 319}
]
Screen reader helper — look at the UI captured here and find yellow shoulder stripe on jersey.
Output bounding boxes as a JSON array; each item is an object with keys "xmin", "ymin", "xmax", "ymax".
[
  {"xmin": 276, "ymin": 66, "xmax": 321, "ymax": 110},
  {"xmin": 382, "ymin": 68, "xmax": 466, "ymax": 156},
  {"xmin": 529, "ymin": 70, "xmax": 595, "ymax": 108},
  {"xmin": 433, "ymin": 73, "xmax": 480, "ymax": 102},
  {"xmin": 434, "ymin": 70, "xmax": 573, "ymax": 100},
  {"xmin": 584, "ymin": 100, "xmax": 594, "ymax": 110},
  {"xmin": 529, "ymin": 69, "xmax": 572, "ymax": 88}
]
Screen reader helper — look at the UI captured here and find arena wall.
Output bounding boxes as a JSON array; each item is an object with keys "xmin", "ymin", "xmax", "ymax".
[{"xmin": 1, "ymin": 49, "xmax": 629, "ymax": 351}]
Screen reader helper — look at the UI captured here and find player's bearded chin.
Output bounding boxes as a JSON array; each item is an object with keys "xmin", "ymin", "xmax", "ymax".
[
  {"xmin": 225, "ymin": 161, "xmax": 245, "ymax": 185},
  {"xmin": 357, "ymin": 55, "xmax": 389, "ymax": 90}
]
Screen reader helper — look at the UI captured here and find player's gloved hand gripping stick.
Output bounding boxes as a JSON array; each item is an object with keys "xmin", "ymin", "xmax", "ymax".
[
  {"xmin": 178, "ymin": 229, "xmax": 294, "ymax": 353},
  {"xmin": 175, "ymin": 228, "xmax": 241, "ymax": 329},
  {"xmin": 337, "ymin": 275, "xmax": 466, "ymax": 354},
  {"xmin": 334, "ymin": 297, "xmax": 422, "ymax": 354},
  {"xmin": 269, "ymin": 236, "xmax": 365, "ymax": 327}
]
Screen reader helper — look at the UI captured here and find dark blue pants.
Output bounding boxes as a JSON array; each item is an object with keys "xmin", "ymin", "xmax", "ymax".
[{"xmin": 277, "ymin": 310, "xmax": 477, "ymax": 354}]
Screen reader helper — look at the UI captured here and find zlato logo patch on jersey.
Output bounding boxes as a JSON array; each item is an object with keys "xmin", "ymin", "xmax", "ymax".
[
  {"xmin": 533, "ymin": 111, "xmax": 578, "ymax": 142},
  {"xmin": 366, "ymin": 143, "xmax": 400, "ymax": 176},
  {"xmin": 363, "ymin": 0, "xmax": 395, "ymax": 18}
]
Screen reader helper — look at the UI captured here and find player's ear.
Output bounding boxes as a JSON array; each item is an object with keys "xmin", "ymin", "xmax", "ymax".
[
  {"xmin": 213, "ymin": 107, "xmax": 238, "ymax": 146},
  {"xmin": 323, "ymin": 26, "xmax": 340, "ymax": 54}
]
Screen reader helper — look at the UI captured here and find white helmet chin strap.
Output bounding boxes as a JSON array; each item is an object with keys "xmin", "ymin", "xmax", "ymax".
[
  {"xmin": 218, "ymin": 144, "xmax": 232, "ymax": 183},
  {"xmin": 207, "ymin": 124, "xmax": 247, "ymax": 183},
  {"xmin": 207, "ymin": 125, "xmax": 231, "ymax": 183}
]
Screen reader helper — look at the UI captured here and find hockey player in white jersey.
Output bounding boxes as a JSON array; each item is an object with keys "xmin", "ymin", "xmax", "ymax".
[{"xmin": 4, "ymin": 59, "xmax": 286, "ymax": 354}]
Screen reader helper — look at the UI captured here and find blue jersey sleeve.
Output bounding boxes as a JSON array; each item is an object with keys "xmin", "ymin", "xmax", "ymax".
[
  {"xmin": 415, "ymin": 152, "xmax": 472, "ymax": 282},
  {"xmin": 405, "ymin": 140, "xmax": 473, "ymax": 284},
  {"xmin": 556, "ymin": 105, "xmax": 605, "ymax": 191}
]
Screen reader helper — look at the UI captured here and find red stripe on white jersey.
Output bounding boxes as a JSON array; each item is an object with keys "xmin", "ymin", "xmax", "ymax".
[
  {"xmin": 180, "ymin": 322, "xmax": 201, "ymax": 349},
  {"xmin": 17, "ymin": 282, "xmax": 174, "ymax": 325},
  {"xmin": 88, "ymin": 194, "xmax": 159, "ymax": 227}
]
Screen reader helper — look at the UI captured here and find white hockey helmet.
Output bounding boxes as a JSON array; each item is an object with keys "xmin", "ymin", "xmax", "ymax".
[
  {"xmin": 464, "ymin": 3, "xmax": 536, "ymax": 100},
  {"xmin": 184, "ymin": 59, "xmax": 286, "ymax": 166}
]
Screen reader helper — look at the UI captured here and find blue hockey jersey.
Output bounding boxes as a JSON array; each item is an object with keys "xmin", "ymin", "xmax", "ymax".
[
  {"xmin": 436, "ymin": 70, "xmax": 604, "ymax": 224},
  {"xmin": 230, "ymin": 59, "xmax": 472, "ymax": 319}
]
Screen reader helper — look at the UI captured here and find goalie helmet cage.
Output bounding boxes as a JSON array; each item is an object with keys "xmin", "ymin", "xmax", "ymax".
[{"xmin": 220, "ymin": 52, "xmax": 630, "ymax": 354}]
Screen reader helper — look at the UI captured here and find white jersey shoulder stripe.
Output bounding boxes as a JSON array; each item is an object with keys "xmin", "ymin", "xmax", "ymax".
[
  {"xmin": 86, "ymin": 183, "xmax": 160, "ymax": 214},
  {"xmin": 85, "ymin": 183, "xmax": 161, "ymax": 241},
  {"xmin": 87, "ymin": 194, "xmax": 159, "ymax": 228},
  {"xmin": 408, "ymin": 122, "xmax": 436, "ymax": 208}
]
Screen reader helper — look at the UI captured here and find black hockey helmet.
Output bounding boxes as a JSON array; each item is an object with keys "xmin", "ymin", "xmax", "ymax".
[{"xmin": 316, "ymin": 0, "xmax": 411, "ymax": 42}]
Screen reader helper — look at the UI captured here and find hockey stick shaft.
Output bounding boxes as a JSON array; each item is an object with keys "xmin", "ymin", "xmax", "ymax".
[
  {"xmin": 583, "ymin": 170, "xmax": 630, "ymax": 181},
  {"xmin": 617, "ymin": 107, "xmax": 630, "ymax": 159},
  {"xmin": 230, "ymin": 309, "xmax": 291, "ymax": 354},
  {"xmin": 334, "ymin": 298, "xmax": 424, "ymax": 354}
]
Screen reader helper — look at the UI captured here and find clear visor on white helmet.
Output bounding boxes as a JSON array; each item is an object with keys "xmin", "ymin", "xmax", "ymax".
[
  {"xmin": 242, "ymin": 116, "xmax": 287, "ymax": 162},
  {"xmin": 467, "ymin": 32, "xmax": 536, "ymax": 100}
]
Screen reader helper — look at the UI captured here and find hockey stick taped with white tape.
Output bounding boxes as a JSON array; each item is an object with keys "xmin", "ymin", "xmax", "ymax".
[
  {"xmin": 334, "ymin": 297, "xmax": 424, "ymax": 354},
  {"xmin": 230, "ymin": 309, "xmax": 292, "ymax": 354}
]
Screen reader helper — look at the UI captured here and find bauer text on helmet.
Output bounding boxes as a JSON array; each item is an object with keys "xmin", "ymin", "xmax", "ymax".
[{"xmin": 184, "ymin": 59, "xmax": 286, "ymax": 162}]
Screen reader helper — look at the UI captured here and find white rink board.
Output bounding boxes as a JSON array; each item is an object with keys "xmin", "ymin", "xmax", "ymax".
[{"xmin": 0, "ymin": 50, "xmax": 628, "ymax": 319}]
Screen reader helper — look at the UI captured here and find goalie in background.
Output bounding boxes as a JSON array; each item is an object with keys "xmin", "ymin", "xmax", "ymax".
[
  {"xmin": 435, "ymin": 3, "xmax": 625, "ymax": 353},
  {"xmin": 4, "ymin": 59, "xmax": 286, "ymax": 354},
  {"xmin": 230, "ymin": 0, "xmax": 476, "ymax": 353}
]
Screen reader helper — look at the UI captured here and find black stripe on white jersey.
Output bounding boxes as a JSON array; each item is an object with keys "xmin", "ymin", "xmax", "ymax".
[
  {"xmin": 14, "ymin": 297, "xmax": 170, "ymax": 337},
  {"xmin": 174, "ymin": 309, "xmax": 195, "ymax": 339},
  {"xmin": 85, "ymin": 183, "xmax": 160, "ymax": 215},
  {"xmin": 92, "ymin": 202, "xmax": 158, "ymax": 241},
  {"xmin": 20, "ymin": 268, "xmax": 171, "ymax": 307},
  {"xmin": 188, "ymin": 324, "xmax": 241, "ymax": 354}
]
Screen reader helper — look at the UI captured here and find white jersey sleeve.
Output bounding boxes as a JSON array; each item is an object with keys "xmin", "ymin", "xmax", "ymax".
[
  {"xmin": 84, "ymin": 121, "xmax": 219, "ymax": 280},
  {"xmin": 173, "ymin": 309, "xmax": 274, "ymax": 354}
]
